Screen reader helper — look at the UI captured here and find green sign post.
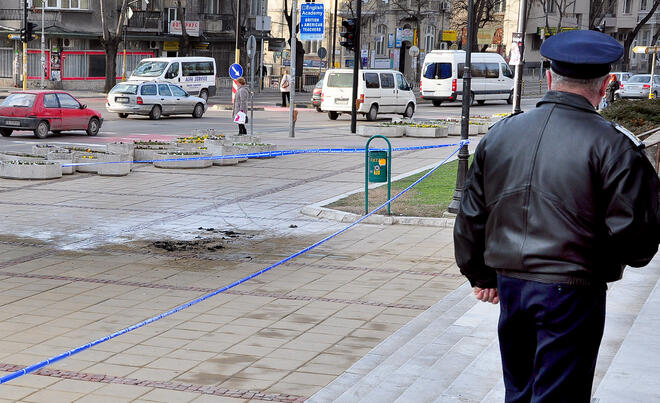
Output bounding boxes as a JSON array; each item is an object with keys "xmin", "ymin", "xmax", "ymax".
[{"xmin": 365, "ymin": 135, "xmax": 392, "ymax": 215}]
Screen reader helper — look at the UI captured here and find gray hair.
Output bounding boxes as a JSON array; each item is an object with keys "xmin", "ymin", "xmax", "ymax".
[{"xmin": 550, "ymin": 69, "xmax": 609, "ymax": 95}]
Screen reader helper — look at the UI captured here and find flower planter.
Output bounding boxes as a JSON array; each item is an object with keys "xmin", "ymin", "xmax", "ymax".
[
  {"xmin": 212, "ymin": 145, "xmax": 240, "ymax": 166},
  {"xmin": 0, "ymin": 160, "xmax": 62, "ymax": 180},
  {"xmin": 134, "ymin": 146, "xmax": 177, "ymax": 162},
  {"xmin": 359, "ymin": 125, "xmax": 405, "ymax": 138},
  {"xmin": 153, "ymin": 152, "xmax": 213, "ymax": 169},
  {"xmin": 97, "ymin": 153, "xmax": 132, "ymax": 176},
  {"xmin": 32, "ymin": 144, "xmax": 64, "ymax": 157},
  {"xmin": 405, "ymin": 126, "xmax": 448, "ymax": 138},
  {"xmin": 231, "ymin": 145, "xmax": 251, "ymax": 162},
  {"xmin": 448, "ymin": 124, "xmax": 479, "ymax": 136},
  {"xmin": 226, "ymin": 134, "xmax": 261, "ymax": 144},
  {"xmin": 253, "ymin": 144, "xmax": 277, "ymax": 158},
  {"xmin": 47, "ymin": 151, "xmax": 75, "ymax": 174},
  {"xmin": 107, "ymin": 142, "xmax": 135, "ymax": 160},
  {"xmin": 0, "ymin": 152, "xmax": 48, "ymax": 163},
  {"xmin": 476, "ymin": 124, "xmax": 489, "ymax": 134}
]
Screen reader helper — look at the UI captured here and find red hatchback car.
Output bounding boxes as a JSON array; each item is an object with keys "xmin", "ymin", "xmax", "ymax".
[{"xmin": 0, "ymin": 91, "xmax": 103, "ymax": 139}]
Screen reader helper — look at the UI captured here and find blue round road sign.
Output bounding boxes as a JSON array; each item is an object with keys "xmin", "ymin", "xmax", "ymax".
[{"xmin": 229, "ymin": 63, "xmax": 243, "ymax": 79}]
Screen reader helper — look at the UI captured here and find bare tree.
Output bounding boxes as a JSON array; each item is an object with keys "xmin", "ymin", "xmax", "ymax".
[
  {"xmin": 552, "ymin": 0, "xmax": 576, "ymax": 32},
  {"xmin": 390, "ymin": 0, "xmax": 436, "ymax": 78},
  {"xmin": 176, "ymin": 1, "xmax": 191, "ymax": 56},
  {"xmin": 589, "ymin": 0, "xmax": 616, "ymax": 29},
  {"xmin": 100, "ymin": 0, "xmax": 128, "ymax": 93},
  {"xmin": 452, "ymin": 0, "xmax": 500, "ymax": 51},
  {"xmin": 622, "ymin": 0, "xmax": 660, "ymax": 70},
  {"xmin": 282, "ymin": 0, "xmax": 306, "ymax": 87}
]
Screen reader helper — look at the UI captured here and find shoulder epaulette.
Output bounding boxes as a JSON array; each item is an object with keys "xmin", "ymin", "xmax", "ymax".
[{"xmin": 612, "ymin": 122, "xmax": 644, "ymax": 149}]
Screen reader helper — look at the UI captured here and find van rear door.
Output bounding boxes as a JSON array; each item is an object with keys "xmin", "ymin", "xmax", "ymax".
[{"xmin": 422, "ymin": 62, "xmax": 453, "ymax": 97}]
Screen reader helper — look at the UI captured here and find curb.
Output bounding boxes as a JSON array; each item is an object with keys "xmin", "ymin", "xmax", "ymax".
[
  {"xmin": 208, "ymin": 104, "xmax": 312, "ymax": 112},
  {"xmin": 300, "ymin": 155, "xmax": 462, "ymax": 228}
]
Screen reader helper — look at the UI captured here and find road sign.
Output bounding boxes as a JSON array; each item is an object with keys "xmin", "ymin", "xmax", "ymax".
[
  {"xmin": 247, "ymin": 35, "xmax": 257, "ymax": 58},
  {"xmin": 300, "ymin": 3, "xmax": 324, "ymax": 41},
  {"xmin": 229, "ymin": 63, "xmax": 243, "ymax": 79},
  {"xmin": 633, "ymin": 46, "xmax": 659, "ymax": 54},
  {"xmin": 317, "ymin": 46, "xmax": 327, "ymax": 59},
  {"xmin": 409, "ymin": 45, "xmax": 420, "ymax": 57}
]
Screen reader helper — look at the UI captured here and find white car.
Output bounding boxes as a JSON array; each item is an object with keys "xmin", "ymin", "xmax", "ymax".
[
  {"xmin": 320, "ymin": 69, "xmax": 416, "ymax": 121},
  {"xmin": 106, "ymin": 81, "xmax": 207, "ymax": 120},
  {"xmin": 618, "ymin": 74, "xmax": 660, "ymax": 99},
  {"xmin": 420, "ymin": 50, "xmax": 514, "ymax": 106}
]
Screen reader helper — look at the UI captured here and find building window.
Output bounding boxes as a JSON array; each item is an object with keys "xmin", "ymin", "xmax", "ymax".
[
  {"xmin": 640, "ymin": 0, "xmax": 647, "ymax": 10},
  {"xmin": 32, "ymin": 0, "xmax": 89, "ymax": 8},
  {"xmin": 624, "ymin": 0, "xmax": 632, "ymax": 13},
  {"xmin": 375, "ymin": 24, "xmax": 387, "ymax": 55},
  {"xmin": 206, "ymin": 0, "xmax": 221, "ymax": 14},
  {"xmin": 424, "ymin": 25, "xmax": 436, "ymax": 52},
  {"xmin": 495, "ymin": 0, "xmax": 506, "ymax": 13}
]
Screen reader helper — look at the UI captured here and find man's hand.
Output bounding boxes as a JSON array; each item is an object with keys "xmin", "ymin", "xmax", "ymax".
[{"xmin": 474, "ymin": 287, "xmax": 499, "ymax": 304}]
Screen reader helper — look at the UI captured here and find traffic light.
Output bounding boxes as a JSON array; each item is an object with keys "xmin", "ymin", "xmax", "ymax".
[
  {"xmin": 340, "ymin": 19, "xmax": 356, "ymax": 52},
  {"xmin": 26, "ymin": 22, "xmax": 37, "ymax": 42},
  {"xmin": 20, "ymin": 28, "xmax": 27, "ymax": 43}
]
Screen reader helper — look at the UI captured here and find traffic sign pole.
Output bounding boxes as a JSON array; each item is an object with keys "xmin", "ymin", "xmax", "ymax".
[
  {"xmin": 247, "ymin": 35, "xmax": 256, "ymax": 137},
  {"xmin": 289, "ymin": 0, "xmax": 297, "ymax": 138},
  {"xmin": 633, "ymin": 46, "xmax": 659, "ymax": 99}
]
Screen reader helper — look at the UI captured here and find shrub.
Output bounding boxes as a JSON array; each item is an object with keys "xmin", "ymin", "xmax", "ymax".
[{"xmin": 601, "ymin": 99, "xmax": 660, "ymax": 134}]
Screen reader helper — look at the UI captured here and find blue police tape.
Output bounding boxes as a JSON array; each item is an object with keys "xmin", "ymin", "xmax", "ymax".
[
  {"xmin": 62, "ymin": 143, "xmax": 464, "ymax": 167},
  {"xmin": 0, "ymin": 140, "xmax": 468, "ymax": 384}
]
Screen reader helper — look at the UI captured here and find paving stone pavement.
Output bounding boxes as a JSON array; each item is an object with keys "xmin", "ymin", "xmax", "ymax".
[{"xmin": 0, "ymin": 130, "xmax": 472, "ymax": 402}]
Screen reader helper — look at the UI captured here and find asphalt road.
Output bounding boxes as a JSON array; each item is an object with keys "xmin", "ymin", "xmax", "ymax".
[{"xmin": 0, "ymin": 95, "xmax": 542, "ymax": 146}]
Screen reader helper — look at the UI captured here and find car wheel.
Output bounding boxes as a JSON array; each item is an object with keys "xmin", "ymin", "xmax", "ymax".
[
  {"xmin": 328, "ymin": 111, "xmax": 339, "ymax": 120},
  {"xmin": 192, "ymin": 103, "xmax": 204, "ymax": 118},
  {"xmin": 432, "ymin": 100, "xmax": 442, "ymax": 107},
  {"xmin": 366, "ymin": 104, "xmax": 378, "ymax": 121},
  {"xmin": 403, "ymin": 103, "xmax": 415, "ymax": 118},
  {"xmin": 33, "ymin": 121, "xmax": 49, "ymax": 139},
  {"xmin": 0, "ymin": 128, "xmax": 12, "ymax": 137},
  {"xmin": 199, "ymin": 89, "xmax": 209, "ymax": 101},
  {"xmin": 507, "ymin": 91, "xmax": 513, "ymax": 104},
  {"xmin": 149, "ymin": 105, "xmax": 162, "ymax": 120},
  {"xmin": 477, "ymin": 100, "xmax": 486, "ymax": 105},
  {"xmin": 86, "ymin": 117, "xmax": 100, "ymax": 136},
  {"xmin": 118, "ymin": 113, "xmax": 128, "ymax": 119}
]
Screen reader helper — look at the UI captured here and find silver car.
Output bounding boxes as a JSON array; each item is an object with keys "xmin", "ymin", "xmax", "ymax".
[
  {"xmin": 619, "ymin": 74, "xmax": 660, "ymax": 99},
  {"xmin": 106, "ymin": 81, "xmax": 207, "ymax": 120}
]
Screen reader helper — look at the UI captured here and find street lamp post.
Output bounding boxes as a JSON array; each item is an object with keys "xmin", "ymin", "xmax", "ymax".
[{"xmin": 447, "ymin": 0, "xmax": 475, "ymax": 214}]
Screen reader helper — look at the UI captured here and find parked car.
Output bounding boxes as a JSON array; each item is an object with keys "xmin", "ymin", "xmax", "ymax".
[
  {"xmin": 611, "ymin": 71, "xmax": 633, "ymax": 85},
  {"xmin": 0, "ymin": 90, "xmax": 103, "ymax": 139},
  {"xmin": 420, "ymin": 50, "xmax": 514, "ymax": 106},
  {"xmin": 106, "ymin": 81, "xmax": 207, "ymax": 120},
  {"xmin": 311, "ymin": 79, "xmax": 322, "ymax": 112},
  {"xmin": 321, "ymin": 69, "xmax": 416, "ymax": 121},
  {"xmin": 618, "ymin": 74, "xmax": 660, "ymax": 99},
  {"xmin": 129, "ymin": 56, "xmax": 217, "ymax": 100}
]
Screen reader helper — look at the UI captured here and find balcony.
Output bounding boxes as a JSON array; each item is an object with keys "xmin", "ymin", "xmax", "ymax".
[
  {"xmin": 0, "ymin": 8, "xmax": 60, "ymax": 23},
  {"xmin": 126, "ymin": 10, "xmax": 162, "ymax": 32}
]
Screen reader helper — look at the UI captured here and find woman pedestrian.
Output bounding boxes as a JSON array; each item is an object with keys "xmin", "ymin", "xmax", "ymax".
[
  {"xmin": 233, "ymin": 77, "xmax": 249, "ymax": 135},
  {"xmin": 280, "ymin": 68, "xmax": 291, "ymax": 107},
  {"xmin": 606, "ymin": 73, "xmax": 620, "ymax": 104}
]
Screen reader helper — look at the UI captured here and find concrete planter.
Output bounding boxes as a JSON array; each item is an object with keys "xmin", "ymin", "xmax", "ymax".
[
  {"xmin": 448, "ymin": 124, "xmax": 479, "ymax": 136},
  {"xmin": 212, "ymin": 145, "xmax": 240, "ymax": 166},
  {"xmin": 359, "ymin": 125, "xmax": 405, "ymax": 138},
  {"xmin": 0, "ymin": 160, "xmax": 62, "ymax": 180},
  {"xmin": 47, "ymin": 151, "xmax": 75, "ymax": 174},
  {"xmin": 107, "ymin": 142, "xmax": 135, "ymax": 160},
  {"xmin": 153, "ymin": 152, "xmax": 213, "ymax": 169},
  {"xmin": 405, "ymin": 126, "xmax": 448, "ymax": 138},
  {"xmin": 32, "ymin": 144, "xmax": 64, "ymax": 157},
  {"xmin": 134, "ymin": 146, "xmax": 176, "ymax": 162},
  {"xmin": 0, "ymin": 152, "xmax": 48, "ymax": 163},
  {"xmin": 475, "ymin": 124, "xmax": 489, "ymax": 134},
  {"xmin": 226, "ymin": 134, "xmax": 261, "ymax": 144},
  {"xmin": 231, "ymin": 146, "xmax": 250, "ymax": 162},
  {"xmin": 253, "ymin": 144, "xmax": 277, "ymax": 158},
  {"xmin": 97, "ymin": 153, "xmax": 132, "ymax": 176},
  {"xmin": 176, "ymin": 142, "xmax": 208, "ymax": 152}
]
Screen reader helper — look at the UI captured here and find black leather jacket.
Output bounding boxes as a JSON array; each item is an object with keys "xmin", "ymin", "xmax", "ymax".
[{"xmin": 454, "ymin": 91, "xmax": 660, "ymax": 288}]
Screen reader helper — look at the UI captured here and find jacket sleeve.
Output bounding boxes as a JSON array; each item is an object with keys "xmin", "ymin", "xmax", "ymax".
[
  {"xmin": 602, "ymin": 146, "xmax": 660, "ymax": 268},
  {"xmin": 453, "ymin": 143, "xmax": 497, "ymax": 288}
]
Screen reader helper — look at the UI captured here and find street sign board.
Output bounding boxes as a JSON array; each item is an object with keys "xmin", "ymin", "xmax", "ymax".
[
  {"xmin": 317, "ymin": 47, "xmax": 327, "ymax": 59},
  {"xmin": 409, "ymin": 45, "xmax": 420, "ymax": 57},
  {"xmin": 247, "ymin": 35, "xmax": 257, "ymax": 58},
  {"xmin": 300, "ymin": 3, "xmax": 324, "ymax": 41},
  {"xmin": 229, "ymin": 63, "xmax": 243, "ymax": 79}
]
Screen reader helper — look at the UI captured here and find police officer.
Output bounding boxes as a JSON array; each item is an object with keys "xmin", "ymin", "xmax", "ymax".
[{"xmin": 454, "ymin": 30, "xmax": 660, "ymax": 403}]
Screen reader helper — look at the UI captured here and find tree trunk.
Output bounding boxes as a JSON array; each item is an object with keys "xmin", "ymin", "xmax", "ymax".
[
  {"xmin": 102, "ymin": 39, "xmax": 119, "ymax": 93},
  {"xmin": 177, "ymin": 1, "xmax": 190, "ymax": 56}
]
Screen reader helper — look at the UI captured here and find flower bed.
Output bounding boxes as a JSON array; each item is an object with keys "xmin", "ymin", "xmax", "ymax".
[
  {"xmin": 32, "ymin": 144, "xmax": 65, "ymax": 157},
  {"xmin": 74, "ymin": 152, "xmax": 131, "ymax": 176},
  {"xmin": 0, "ymin": 152, "xmax": 48, "ymax": 162},
  {"xmin": 153, "ymin": 151, "xmax": 213, "ymax": 169},
  {"xmin": 404, "ymin": 124, "xmax": 449, "ymax": 138},
  {"xmin": 0, "ymin": 160, "xmax": 62, "ymax": 180},
  {"xmin": 46, "ymin": 151, "xmax": 75, "ymax": 175},
  {"xmin": 107, "ymin": 142, "xmax": 135, "ymax": 160}
]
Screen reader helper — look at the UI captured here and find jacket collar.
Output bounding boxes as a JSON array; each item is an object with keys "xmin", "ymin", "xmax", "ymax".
[{"xmin": 537, "ymin": 90, "xmax": 598, "ymax": 114}]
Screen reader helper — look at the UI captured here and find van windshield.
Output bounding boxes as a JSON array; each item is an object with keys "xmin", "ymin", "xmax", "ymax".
[
  {"xmin": 424, "ymin": 63, "xmax": 452, "ymax": 79},
  {"xmin": 132, "ymin": 61, "xmax": 169, "ymax": 77},
  {"xmin": 327, "ymin": 73, "xmax": 353, "ymax": 88}
]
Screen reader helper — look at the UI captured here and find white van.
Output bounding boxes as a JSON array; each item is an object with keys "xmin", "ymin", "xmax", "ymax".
[
  {"xmin": 320, "ymin": 69, "xmax": 416, "ymax": 121},
  {"xmin": 420, "ymin": 51, "xmax": 514, "ymax": 106},
  {"xmin": 129, "ymin": 57, "xmax": 217, "ymax": 101}
]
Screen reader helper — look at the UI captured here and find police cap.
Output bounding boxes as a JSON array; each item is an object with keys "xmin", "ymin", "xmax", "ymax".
[{"xmin": 540, "ymin": 30, "xmax": 623, "ymax": 79}]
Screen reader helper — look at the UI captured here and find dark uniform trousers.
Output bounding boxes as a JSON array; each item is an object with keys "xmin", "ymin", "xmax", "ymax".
[{"xmin": 497, "ymin": 274, "xmax": 606, "ymax": 403}]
